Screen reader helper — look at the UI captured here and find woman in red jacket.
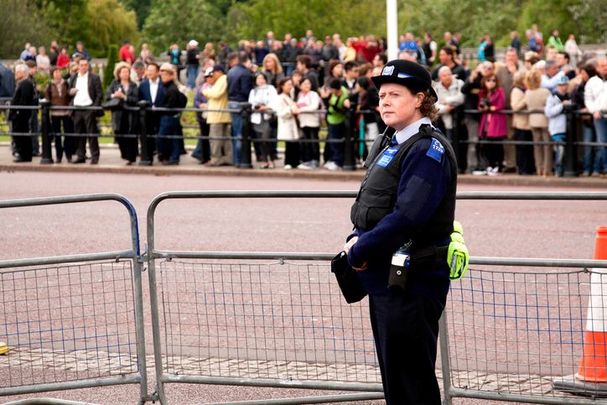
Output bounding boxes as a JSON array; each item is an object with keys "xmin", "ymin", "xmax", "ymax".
[{"xmin": 478, "ymin": 73, "xmax": 507, "ymax": 175}]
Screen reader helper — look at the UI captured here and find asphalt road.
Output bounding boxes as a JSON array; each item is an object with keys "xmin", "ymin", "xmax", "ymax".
[{"xmin": 0, "ymin": 171, "xmax": 605, "ymax": 405}]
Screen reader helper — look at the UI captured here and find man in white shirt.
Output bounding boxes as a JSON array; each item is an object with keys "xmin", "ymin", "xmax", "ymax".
[
  {"xmin": 69, "ymin": 58, "xmax": 103, "ymax": 164},
  {"xmin": 138, "ymin": 62, "xmax": 166, "ymax": 165},
  {"xmin": 585, "ymin": 58, "xmax": 607, "ymax": 176}
]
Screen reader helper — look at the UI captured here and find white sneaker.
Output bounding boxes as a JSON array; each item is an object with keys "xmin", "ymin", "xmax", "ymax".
[
  {"xmin": 487, "ymin": 166, "xmax": 501, "ymax": 176},
  {"xmin": 284, "ymin": 164, "xmax": 293, "ymax": 170},
  {"xmin": 472, "ymin": 169, "xmax": 487, "ymax": 176},
  {"xmin": 297, "ymin": 162, "xmax": 313, "ymax": 170},
  {"xmin": 325, "ymin": 161, "xmax": 342, "ymax": 171}
]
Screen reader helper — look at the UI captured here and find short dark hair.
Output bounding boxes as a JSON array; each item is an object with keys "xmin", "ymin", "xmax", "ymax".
[
  {"xmin": 328, "ymin": 78, "xmax": 342, "ymax": 90},
  {"xmin": 147, "ymin": 62, "xmax": 160, "ymax": 71},
  {"xmin": 133, "ymin": 61, "xmax": 145, "ymax": 69},
  {"xmin": 441, "ymin": 46, "xmax": 455, "ymax": 57},
  {"xmin": 238, "ymin": 52, "xmax": 250, "ymax": 65},
  {"xmin": 296, "ymin": 55, "xmax": 312, "ymax": 69},
  {"xmin": 375, "ymin": 53, "xmax": 388, "ymax": 65},
  {"xmin": 344, "ymin": 61, "xmax": 358, "ymax": 72}
]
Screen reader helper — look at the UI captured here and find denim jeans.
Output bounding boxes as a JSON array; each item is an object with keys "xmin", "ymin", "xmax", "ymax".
[
  {"xmin": 593, "ymin": 118, "xmax": 607, "ymax": 174},
  {"xmin": 159, "ymin": 116, "xmax": 181, "ymax": 162},
  {"xmin": 582, "ymin": 125, "xmax": 602, "ymax": 174},
  {"xmin": 327, "ymin": 122, "xmax": 346, "ymax": 166},
  {"xmin": 551, "ymin": 133, "xmax": 566, "ymax": 176},
  {"xmin": 186, "ymin": 65, "xmax": 199, "ymax": 89},
  {"xmin": 229, "ymin": 101, "xmax": 244, "ymax": 165}
]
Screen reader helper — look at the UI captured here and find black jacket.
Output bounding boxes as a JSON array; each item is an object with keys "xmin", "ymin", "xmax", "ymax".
[
  {"xmin": 68, "ymin": 72, "xmax": 104, "ymax": 116},
  {"xmin": 105, "ymin": 79, "xmax": 139, "ymax": 133},
  {"xmin": 9, "ymin": 78, "xmax": 36, "ymax": 124}
]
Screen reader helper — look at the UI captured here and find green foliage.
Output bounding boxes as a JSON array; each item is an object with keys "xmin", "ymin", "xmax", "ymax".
[
  {"xmin": 103, "ymin": 45, "xmax": 119, "ymax": 90},
  {"xmin": 226, "ymin": 0, "xmax": 385, "ymax": 43},
  {"xmin": 119, "ymin": 0, "xmax": 152, "ymax": 30},
  {"xmin": 2, "ymin": 0, "xmax": 607, "ymax": 61},
  {"xmin": 0, "ymin": 0, "xmax": 53, "ymax": 58},
  {"xmin": 142, "ymin": 0, "xmax": 226, "ymax": 52},
  {"xmin": 399, "ymin": 0, "xmax": 519, "ymax": 47},
  {"xmin": 39, "ymin": 0, "xmax": 88, "ymax": 49},
  {"xmin": 84, "ymin": 0, "xmax": 139, "ymax": 56}
]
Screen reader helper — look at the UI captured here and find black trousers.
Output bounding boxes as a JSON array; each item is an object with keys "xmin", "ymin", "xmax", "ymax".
[
  {"xmin": 369, "ymin": 289, "xmax": 447, "ymax": 405},
  {"xmin": 513, "ymin": 128, "xmax": 535, "ymax": 175},
  {"xmin": 12, "ymin": 118, "xmax": 32, "ymax": 161},
  {"xmin": 72, "ymin": 109, "xmax": 100, "ymax": 161},
  {"xmin": 51, "ymin": 115, "xmax": 74, "ymax": 161}
]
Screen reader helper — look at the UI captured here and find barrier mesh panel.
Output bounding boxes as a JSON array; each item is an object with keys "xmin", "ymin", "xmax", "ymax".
[
  {"xmin": 446, "ymin": 266, "xmax": 593, "ymax": 399},
  {"xmin": 158, "ymin": 259, "xmax": 381, "ymax": 384},
  {"xmin": 0, "ymin": 261, "xmax": 139, "ymax": 389}
]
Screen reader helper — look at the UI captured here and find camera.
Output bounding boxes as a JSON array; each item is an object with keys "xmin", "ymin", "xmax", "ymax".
[{"xmin": 479, "ymin": 98, "xmax": 491, "ymax": 109}]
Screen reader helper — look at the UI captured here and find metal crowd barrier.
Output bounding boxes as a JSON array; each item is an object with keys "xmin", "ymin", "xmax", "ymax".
[
  {"xmin": 2, "ymin": 191, "xmax": 607, "ymax": 404},
  {"xmin": 0, "ymin": 194, "xmax": 149, "ymax": 405},
  {"xmin": 441, "ymin": 191, "xmax": 607, "ymax": 405},
  {"xmin": 145, "ymin": 190, "xmax": 607, "ymax": 405},
  {"xmin": 145, "ymin": 190, "xmax": 384, "ymax": 404}
]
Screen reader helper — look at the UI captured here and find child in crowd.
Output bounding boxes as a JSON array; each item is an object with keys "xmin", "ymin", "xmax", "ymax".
[
  {"xmin": 544, "ymin": 75, "xmax": 572, "ymax": 177},
  {"xmin": 324, "ymin": 79, "xmax": 350, "ymax": 171}
]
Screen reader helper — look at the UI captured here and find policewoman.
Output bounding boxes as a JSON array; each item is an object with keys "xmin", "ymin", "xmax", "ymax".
[{"xmin": 344, "ymin": 60, "xmax": 458, "ymax": 404}]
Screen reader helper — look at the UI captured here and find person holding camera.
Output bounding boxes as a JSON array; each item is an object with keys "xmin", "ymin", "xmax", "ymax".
[{"xmin": 477, "ymin": 73, "xmax": 507, "ymax": 175}]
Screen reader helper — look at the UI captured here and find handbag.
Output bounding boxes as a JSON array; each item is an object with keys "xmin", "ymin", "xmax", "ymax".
[
  {"xmin": 330, "ymin": 251, "xmax": 367, "ymax": 304},
  {"xmin": 102, "ymin": 97, "xmax": 123, "ymax": 111}
]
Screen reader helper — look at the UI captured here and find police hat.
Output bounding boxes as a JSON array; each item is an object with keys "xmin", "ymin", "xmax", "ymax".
[{"xmin": 372, "ymin": 60, "xmax": 437, "ymax": 100}]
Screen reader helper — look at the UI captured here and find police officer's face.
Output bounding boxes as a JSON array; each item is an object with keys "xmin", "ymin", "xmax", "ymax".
[{"xmin": 378, "ymin": 83, "xmax": 423, "ymax": 131}]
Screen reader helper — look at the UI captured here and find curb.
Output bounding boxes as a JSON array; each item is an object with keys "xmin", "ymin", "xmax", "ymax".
[{"xmin": 1, "ymin": 162, "xmax": 607, "ymax": 188}]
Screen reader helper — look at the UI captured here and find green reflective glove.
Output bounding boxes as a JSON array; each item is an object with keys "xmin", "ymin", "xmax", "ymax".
[{"xmin": 447, "ymin": 220, "xmax": 469, "ymax": 280}]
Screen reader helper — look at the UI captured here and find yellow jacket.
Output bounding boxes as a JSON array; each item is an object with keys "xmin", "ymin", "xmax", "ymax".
[{"xmin": 202, "ymin": 74, "xmax": 231, "ymax": 124}]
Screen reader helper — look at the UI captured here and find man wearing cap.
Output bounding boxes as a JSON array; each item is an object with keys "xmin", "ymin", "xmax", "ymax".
[
  {"xmin": 157, "ymin": 63, "xmax": 183, "ymax": 164},
  {"xmin": 343, "ymin": 59, "xmax": 458, "ymax": 404},
  {"xmin": 203, "ymin": 65, "xmax": 232, "ymax": 166}
]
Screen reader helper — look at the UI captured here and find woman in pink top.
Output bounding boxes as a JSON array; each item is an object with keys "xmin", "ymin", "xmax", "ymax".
[{"xmin": 478, "ymin": 73, "xmax": 507, "ymax": 175}]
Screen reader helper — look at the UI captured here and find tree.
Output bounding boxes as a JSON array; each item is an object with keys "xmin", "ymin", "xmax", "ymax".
[
  {"xmin": 84, "ymin": 0, "xmax": 139, "ymax": 56},
  {"xmin": 225, "ymin": 0, "xmax": 385, "ymax": 44},
  {"xmin": 142, "ymin": 0, "xmax": 226, "ymax": 53},
  {"xmin": 0, "ymin": 0, "xmax": 54, "ymax": 58},
  {"xmin": 103, "ymin": 45, "xmax": 119, "ymax": 90},
  {"xmin": 119, "ymin": 0, "xmax": 152, "ymax": 30}
]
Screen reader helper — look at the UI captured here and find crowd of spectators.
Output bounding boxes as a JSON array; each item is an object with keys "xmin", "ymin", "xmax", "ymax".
[{"xmin": 0, "ymin": 26, "xmax": 605, "ymax": 177}]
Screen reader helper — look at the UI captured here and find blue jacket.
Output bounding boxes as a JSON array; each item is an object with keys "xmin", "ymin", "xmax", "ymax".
[
  {"xmin": 227, "ymin": 64, "xmax": 254, "ymax": 102},
  {"xmin": 138, "ymin": 79, "xmax": 166, "ymax": 107},
  {"xmin": 348, "ymin": 132, "xmax": 456, "ymax": 298}
]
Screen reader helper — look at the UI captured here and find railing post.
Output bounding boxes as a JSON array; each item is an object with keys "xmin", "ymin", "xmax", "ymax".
[
  {"xmin": 343, "ymin": 109, "xmax": 355, "ymax": 171},
  {"xmin": 452, "ymin": 109, "xmax": 461, "ymax": 172},
  {"xmin": 138, "ymin": 100, "xmax": 152, "ymax": 166},
  {"xmin": 39, "ymin": 99, "xmax": 53, "ymax": 164},
  {"xmin": 239, "ymin": 103, "xmax": 253, "ymax": 169},
  {"xmin": 564, "ymin": 110, "xmax": 578, "ymax": 177}
]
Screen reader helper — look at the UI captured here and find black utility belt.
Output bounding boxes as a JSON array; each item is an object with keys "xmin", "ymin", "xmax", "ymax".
[{"xmin": 388, "ymin": 245, "xmax": 448, "ymax": 291}]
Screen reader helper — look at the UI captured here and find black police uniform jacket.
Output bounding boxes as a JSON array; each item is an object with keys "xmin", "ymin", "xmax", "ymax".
[{"xmin": 347, "ymin": 123, "xmax": 457, "ymax": 297}]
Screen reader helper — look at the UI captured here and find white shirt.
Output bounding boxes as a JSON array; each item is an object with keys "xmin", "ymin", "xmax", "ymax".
[
  {"xmin": 149, "ymin": 78, "xmax": 159, "ymax": 104},
  {"xmin": 73, "ymin": 72, "xmax": 93, "ymax": 106},
  {"xmin": 433, "ymin": 79, "xmax": 464, "ymax": 129},
  {"xmin": 585, "ymin": 75, "xmax": 607, "ymax": 114},
  {"xmin": 393, "ymin": 117, "xmax": 433, "ymax": 144}
]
